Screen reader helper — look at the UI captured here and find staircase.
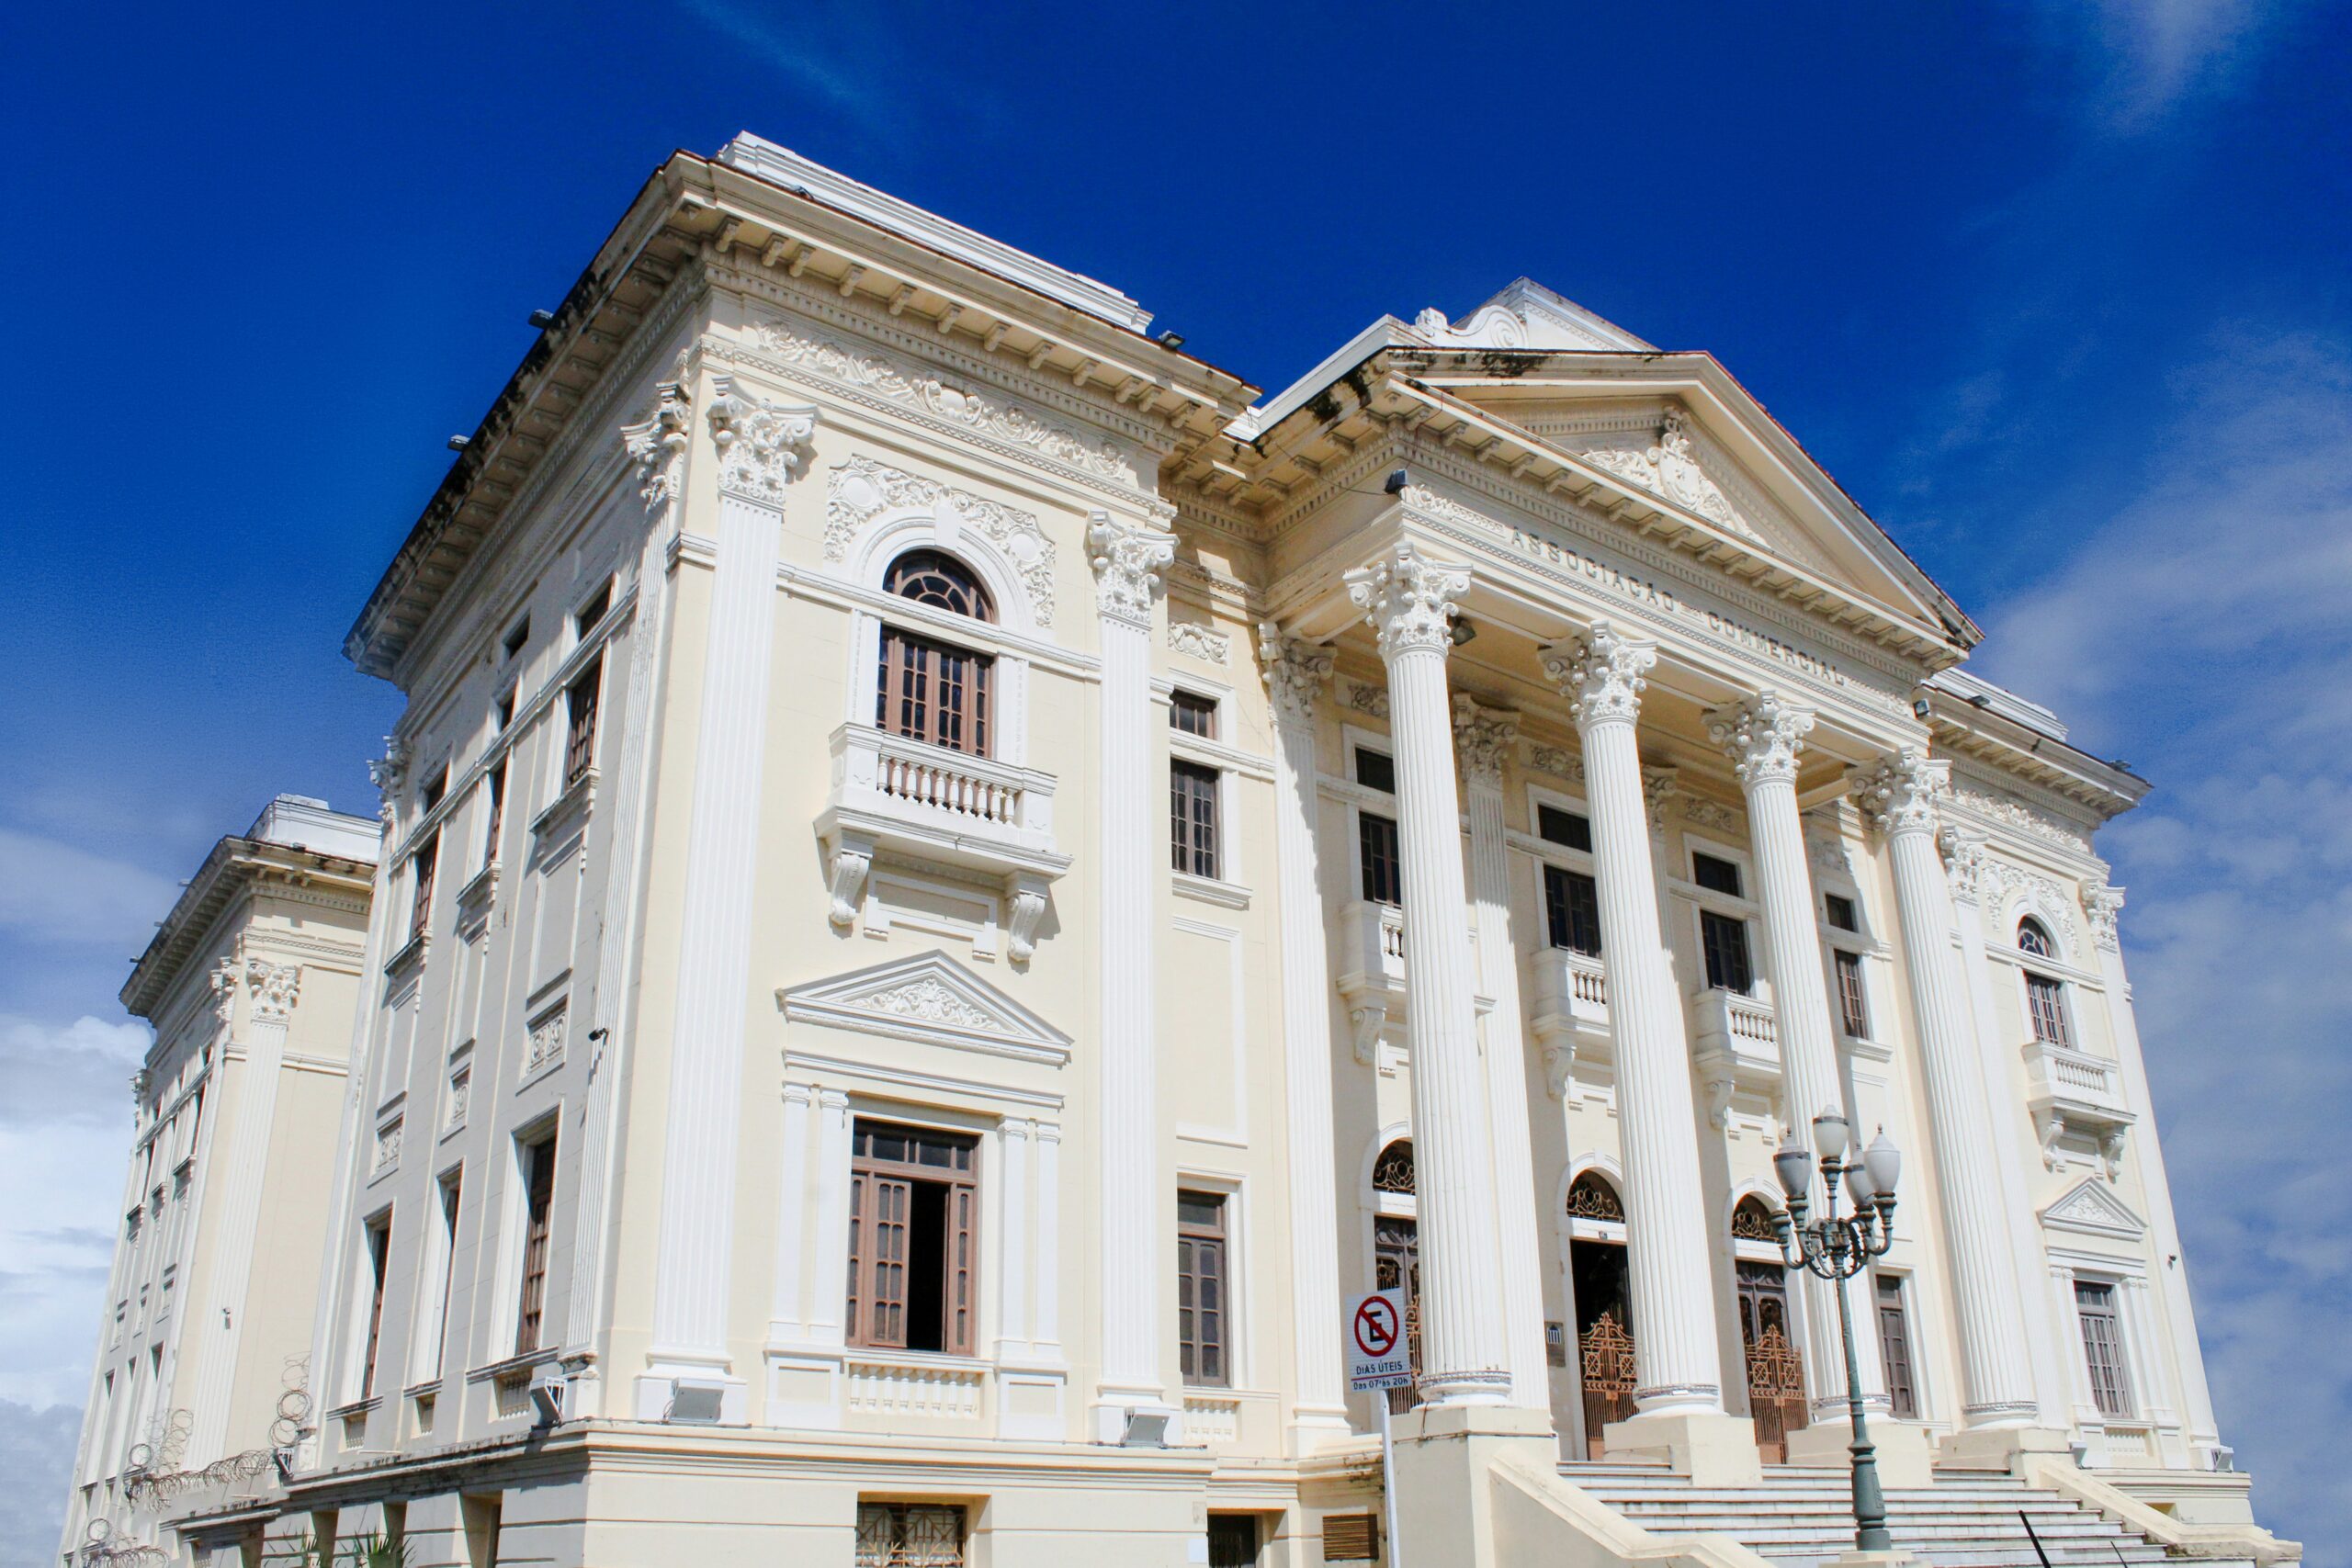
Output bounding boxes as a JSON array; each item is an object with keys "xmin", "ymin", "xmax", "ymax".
[{"xmin": 1561, "ymin": 1463, "xmax": 2259, "ymax": 1568}]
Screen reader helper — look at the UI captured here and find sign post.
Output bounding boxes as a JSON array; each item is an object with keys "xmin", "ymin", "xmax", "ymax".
[{"xmin": 1345, "ymin": 1290, "xmax": 1412, "ymax": 1567}]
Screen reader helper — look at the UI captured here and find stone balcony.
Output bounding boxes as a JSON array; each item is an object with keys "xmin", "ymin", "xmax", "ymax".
[
  {"xmin": 1691, "ymin": 986, "xmax": 1782, "ymax": 1128},
  {"xmin": 816, "ymin": 723, "xmax": 1071, "ymax": 960},
  {"xmin": 1336, "ymin": 899, "xmax": 1407, "ymax": 1065},
  {"xmin": 1529, "ymin": 946, "xmax": 1611, "ymax": 1096},
  {"xmin": 2022, "ymin": 1039, "xmax": 2135, "ymax": 1176}
]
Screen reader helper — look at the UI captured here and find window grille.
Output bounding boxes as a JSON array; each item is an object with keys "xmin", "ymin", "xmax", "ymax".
[
  {"xmin": 1564, "ymin": 1172, "xmax": 1625, "ymax": 1224},
  {"xmin": 1730, "ymin": 1197, "xmax": 1781, "ymax": 1243},
  {"xmin": 856, "ymin": 1503, "xmax": 966, "ymax": 1568},
  {"xmin": 1370, "ymin": 1139, "xmax": 1415, "ymax": 1194}
]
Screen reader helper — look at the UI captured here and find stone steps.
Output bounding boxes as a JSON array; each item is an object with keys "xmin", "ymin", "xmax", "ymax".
[{"xmin": 1557, "ymin": 1464, "xmax": 2255, "ymax": 1568}]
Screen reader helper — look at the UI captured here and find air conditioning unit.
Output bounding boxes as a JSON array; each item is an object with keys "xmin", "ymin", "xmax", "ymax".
[
  {"xmin": 666, "ymin": 1378, "xmax": 727, "ymax": 1425},
  {"xmin": 528, "ymin": 1374, "xmax": 566, "ymax": 1427}
]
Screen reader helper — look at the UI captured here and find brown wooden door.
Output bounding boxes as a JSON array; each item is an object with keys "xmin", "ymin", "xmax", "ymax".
[
  {"xmin": 1737, "ymin": 1259, "xmax": 1808, "ymax": 1461},
  {"xmin": 1572, "ymin": 1239, "xmax": 1637, "ymax": 1457},
  {"xmin": 1373, "ymin": 1216, "xmax": 1422, "ymax": 1413}
]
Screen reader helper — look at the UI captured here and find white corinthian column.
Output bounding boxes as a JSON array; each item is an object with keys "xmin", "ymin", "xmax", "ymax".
[
  {"xmin": 1854, "ymin": 751, "xmax": 2042, "ymax": 1436},
  {"xmin": 1453, "ymin": 694, "xmax": 1552, "ymax": 1408},
  {"xmin": 1706, "ymin": 694, "xmax": 1886, "ymax": 1416},
  {"xmin": 1260, "ymin": 626, "xmax": 1352, "ymax": 1449},
  {"xmin": 641, "ymin": 381, "xmax": 818, "ymax": 1420},
  {"xmin": 1087, "ymin": 513, "xmax": 1181, "ymax": 1442},
  {"xmin": 1343, "ymin": 544, "xmax": 1512, "ymax": 1406},
  {"xmin": 1542, "ymin": 627, "xmax": 1727, "ymax": 1423}
]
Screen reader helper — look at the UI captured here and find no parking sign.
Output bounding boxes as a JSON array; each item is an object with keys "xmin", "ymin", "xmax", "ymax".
[{"xmin": 1345, "ymin": 1290, "xmax": 1412, "ymax": 1392}]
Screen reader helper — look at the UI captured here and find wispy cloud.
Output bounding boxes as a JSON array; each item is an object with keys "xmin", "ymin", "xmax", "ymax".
[
  {"xmin": 1976, "ymin": 327, "xmax": 2352, "ymax": 1547},
  {"xmin": 0, "ymin": 1400, "xmax": 84, "ymax": 1568},
  {"xmin": 0, "ymin": 829, "xmax": 177, "ymax": 949},
  {"xmin": 2029, "ymin": 0, "xmax": 2293, "ymax": 130},
  {"xmin": 673, "ymin": 0, "xmax": 908, "ymax": 147}
]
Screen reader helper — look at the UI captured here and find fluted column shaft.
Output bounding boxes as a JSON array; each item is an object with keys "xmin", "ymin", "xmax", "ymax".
[
  {"xmin": 1455, "ymin": 697, "xmax": 1553, "ymax": 1406},
  {"xmin": 649, "ymin": 385, "xmax": 816, "ymax": 1397},
  {"xmin": 1088, "ymin": 515, "xmax": 1178, "ymax": 1437},
  {"xmin": 1347, "ymin": 545, "xmax": 1511, "ymax": 1405},
  {"xmin": 1545, "ymin": 626, "xmax": 1724, "ymax": 1416},
  {"xmin": 1858, "ymin": 753, "xmax": 2040, "ymax": 1427},
  {"xmin": 1261, "ymin": 627, "xmax": 1351, "ymax": 1444},
  {"xmin": 1711, "ymin": 694, "xmax": 1887, "ymax": 1416}
]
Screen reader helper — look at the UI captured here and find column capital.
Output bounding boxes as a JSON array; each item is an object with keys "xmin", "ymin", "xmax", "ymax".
[
  {"xmin": 622, "ymin": 380, "xmax": 694, "ymax": 506},
  {"xmin": 243, "ymin": 958, "xmax": 301, "ymax": 1023},
  {"xmin": 1087, "ymin": 513, "xmax": 1177, "ymax": 625},
  {"xmin": 1706, "ymin": 691, "xmax": 1815, "ymax": 790},
  {"xmin": 1345, "ymin": 541, "xmax": 1470, "ymax": 660},
  {"xmin": 1938, "ymin": 828, "xmax": 1993, "ymax": 906},
  {"xmin": 1257, "ymin": 622, "xmax": 1335, "ymax": 728},
  {"xmin": 707, "ymin": 377, "xmax": 820, "ymax": 504},
  {"xmin": 2082, "ymin": 879, "xmax": 2125, "ymax": 951},
  {"xmin": 1541, "ymin": 623, "xmax": 1657, "ymax": 729},
  {"xmin": 1851, "ymin": 748, "xmax": 1949, "ymax": 839},
  {"xmin": 1451, "ymin": 694, "xmax": 1520, "ymax": 787}
]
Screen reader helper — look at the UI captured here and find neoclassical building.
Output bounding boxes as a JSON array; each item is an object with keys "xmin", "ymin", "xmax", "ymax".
[
  {"xmin": 110, "ymin": 135, "xmax": 2296, "ymax": 1566},
  {"xmin": 60, "ymin": 795, "xmax": 379, "ymax": 1564}
]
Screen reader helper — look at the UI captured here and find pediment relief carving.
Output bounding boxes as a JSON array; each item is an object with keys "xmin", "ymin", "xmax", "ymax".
[
  {"xmin": 2040, "ymin": 1177, "xmax": 2147, "ymax": 1240},
  {"xmin": 777, "ymin": 951, "xmax": 1070, "ymax": 1066}
]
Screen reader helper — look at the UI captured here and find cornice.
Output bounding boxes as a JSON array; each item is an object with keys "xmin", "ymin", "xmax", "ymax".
[{"xmin": 123, "ymin": 840, "xmax": 379, "ymax": 1019}]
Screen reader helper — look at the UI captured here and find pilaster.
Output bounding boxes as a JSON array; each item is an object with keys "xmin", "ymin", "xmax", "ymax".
[
  {"xmin": 1087, "ymin": 513, "xmax": 1180, "ymax": 1441},
  {"xmin": 1260, "ymin": 625, "xmax": 1351, "ymax": 1450},
  {"xmin": 640, "ymin": 381, "xmax": 817, "ymax": 1421}
]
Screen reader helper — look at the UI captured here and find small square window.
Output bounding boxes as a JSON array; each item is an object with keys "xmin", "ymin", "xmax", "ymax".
[
  {"xmin": 502, "ymin": 617, "xmax": 530, "ymax": 661},
  {"xmin": 1825, "ymin": 893, "xmax": 1859, "ymax": 931},
  {"xmin": 1170, "ymin": 690, "xmax": 1217, "ymax": 739},
  {"xmin": 1692, "ymin": 852, "xmax": 1743, "ymax": 897},
  {"xmin": 574, "ymin": 581, "xmax": 611, "ymax": 637},
  {"xmin": 1354, "ymin": 748, "xmax": 1396, "ymax": 795},
  {"xmin": 1537, "ymin": 805, "xmax": 1592, "ymax": 852}
]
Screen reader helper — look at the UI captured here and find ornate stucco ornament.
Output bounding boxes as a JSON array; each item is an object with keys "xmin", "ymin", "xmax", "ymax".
[
  {"xmin": 1165, "ymin": 620, "xmax": 1229, "ymax": 664},
  {"xmin": 1936, "ymin": 828, "xmax": 1993, "ymax": 906},
  {"xmin": 826, "ymin": 455, "xmax": 1057, "ymax": 623},
  {"xmin": 1086, "ymin": 513, "xmax": 1176, "ymax": 625},
  {"xmin": 707, "ymin": 377, "xmax": 820, "ymax": 504},
  {"xmin": 2081, "ymin": 879, "xmax": 2125, "ymax": 952},
  {"xmin": 1541, "ymin": 622, "xmax": 1656, "ymax": 728},
  {"xmin": 1345, "ymin": 542, "xmax": 1471, "ymax": 659},
  {"xmin": 367, "ymin": 736, "xmax": 410, "ymax": 828},
  {"xmin": 1578, "ymin": 409, "xmax": 1752, "ymax": 538},
  {"xmin": 1707, "ymin": 691, "xmax": 1815, "ymax": 788},
  {"xmin": 620, "ymin": 381, "xmax": 692, "ymax": 506},
  {"xmin": 1852, "ymin": 748, "xmax": 1948, "ymax": 838},
  {"xmin": 209, "ymin": 954, "xmax": 242, "ymax": 1025},
  {"xmin": 243, "ymin": 959, "xmax": 301, "ymax": 1023},
  {"xmin": 1450, "ymin": 694, "xmax": 1519, "ymax": 785},
  {"xmin": 1257, "ymin": 623, "xmax": 1333, "ymax": 728}
]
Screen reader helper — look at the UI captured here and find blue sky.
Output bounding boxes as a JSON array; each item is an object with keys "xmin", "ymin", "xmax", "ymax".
[{"xmin": 2, "ymin": 0, "xmax": 2346, "ymax": 1556}]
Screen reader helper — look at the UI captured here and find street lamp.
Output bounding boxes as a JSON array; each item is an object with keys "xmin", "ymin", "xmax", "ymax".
[{"xmin": 1773, "ymin": 1110, "xmax": 1903, "ymax": 1556}]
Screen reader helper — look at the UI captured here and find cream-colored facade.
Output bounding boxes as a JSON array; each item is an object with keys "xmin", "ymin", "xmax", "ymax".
[
  {"xmin": 114, "ymin": 134, "xmax": 2298, "ymax": 1566},
  {"xmin": 61, "ymin": 795, "xmax": 378, "ymax": 1564}
]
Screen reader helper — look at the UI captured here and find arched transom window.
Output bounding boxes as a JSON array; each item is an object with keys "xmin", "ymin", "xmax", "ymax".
[
  {"xmin": 1731, "ymin": 1196, "xmax": 1781, "ymax": 1244},
  {"xmin": 1371, "ymin": 1139, "xmax": 1416, "ymax": 1195},
  {"xmin": 1565, "ymin": 1171, "xmax": 1625, "ymax": 1224},
  {"xmin": 877, "ymin": 550, "xmax": 995, "ymax": 756},
  {"xmin": 2017, "ymin": 917, "xmax": 2054, "ymax": 958}
]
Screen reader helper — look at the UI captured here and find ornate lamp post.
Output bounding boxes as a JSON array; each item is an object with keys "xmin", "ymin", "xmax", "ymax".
[{"xmin": 1772, "ymin": 1111, "xmax": 1903, "ymax": 1556}]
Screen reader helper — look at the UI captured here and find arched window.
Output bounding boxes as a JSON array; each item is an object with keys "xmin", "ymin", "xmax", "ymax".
[
  {"xmin": 877, "ymin": 550, "xmax": 996, "ymax": 756},
  {"xmin": 1565, "ymin": 1171, "xmax": 1625, "ymax": 1224},
  {"xmin": 1731, "ymin": 1196, "xmax": 1781, "ymax": 1244},
  {"xmin": 1371, "ymin": 1139, "xmax": 1416, "ymax": 1195},
  {"xmin": 2017, "ymin": 917, "xmax": 2072, "ymax": 1047}
]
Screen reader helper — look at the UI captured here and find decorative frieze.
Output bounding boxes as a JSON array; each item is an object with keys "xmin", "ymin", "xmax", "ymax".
[
  {"xmin": 1949, "ymin": 784, "xmax": 2094, "ymax": 857},
  {"xmin": 1342, "ymin": 680, "xmax": 1390, "ymax": 720},
  {"xmin": 745, "ymin": 317, "xmax": 1140, "ymax": 487},
  {"xmin": 824, "ymin": 454, "xmax": 1056, "ymax": 622},
  {"xmin": 1165, "ymin": 619, "xmax": 1230, "ymax": 664},
  {"xmin": 1523, "ymin": 744, "xmax": 1584, "ymax": 784}
]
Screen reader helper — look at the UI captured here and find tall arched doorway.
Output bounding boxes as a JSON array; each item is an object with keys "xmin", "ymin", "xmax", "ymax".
[
  {"xmin": 1370, "ymin": 1138, "xmax": 1420, "ymax": 1413},
  {"xmin": 1732, "ymin": 1196, "xmax": 1808, "ymax": 1461},
  {"xmin": 1566, "ymin": 1170, "xmax": 1635, "ymax": 1457}
]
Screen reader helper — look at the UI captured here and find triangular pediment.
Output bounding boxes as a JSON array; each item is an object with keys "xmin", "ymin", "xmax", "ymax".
[
  {"xmin": 778, "ymin": 952, "xmax": 1070, "ymax": 1066},
  {"xmin": 2040, "ymin": 1177, "xmax": 2147, "ymax": 1240}
]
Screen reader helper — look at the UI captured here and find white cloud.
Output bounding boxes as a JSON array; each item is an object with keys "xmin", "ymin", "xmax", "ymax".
[
  {"xmin": 0, "ymin": 829, "xmax": 178, "ymax": 949},
  {"xmin": 1975, "ymin": 328, "xmax": 2352, "ymax": 1548},
  {"xmin": 0, "ymin": 1016, "xmax": 149, "ymax": 1409},
  {"xmin": 2028, "ymin": 0, "xmax": 2289, "ymax": 130},
  {"xmin": 0, "ymin": 1400, "xmax": 83, "ymax": 1568}
]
